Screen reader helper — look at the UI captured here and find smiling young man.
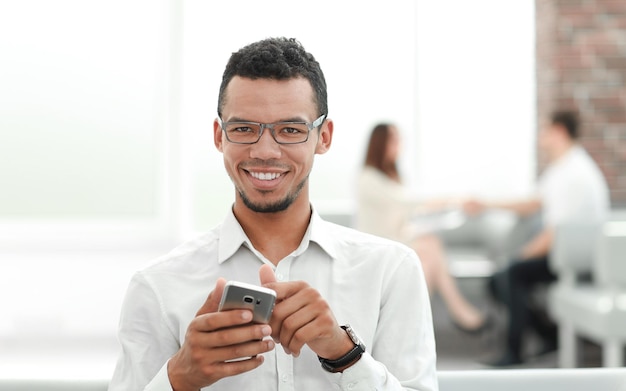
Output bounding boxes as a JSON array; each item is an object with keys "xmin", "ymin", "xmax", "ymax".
[{"xmin": 109, "ymin": 37, "xmax": 437, "ymax": 391}]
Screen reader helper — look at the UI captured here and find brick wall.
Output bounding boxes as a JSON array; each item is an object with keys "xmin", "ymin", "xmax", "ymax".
[{"xmin": 536, "ymin": 0, "xmax": 626, "ymax": 206}]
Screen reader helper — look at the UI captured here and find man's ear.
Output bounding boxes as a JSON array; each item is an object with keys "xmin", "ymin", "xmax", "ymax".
[
  {"xmin": 214, "ymin": 119, "xmax": 224, "ymax": 152},
  {"xmin": 315, "ymin": 118, "xmax": 333, "ymax": 155}
]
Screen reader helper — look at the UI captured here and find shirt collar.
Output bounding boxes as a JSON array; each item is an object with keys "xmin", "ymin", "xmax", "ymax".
[
  {"xmin": 217, "ymin": 205, "xmax": 339, "ymax": 264},
  {"xmin": 308, "ymin": 206, "xmax": 339, "ymax": 260},
  {"xmin": 217, "ymin": 207, "xmax": 250, "ymax": 264}
]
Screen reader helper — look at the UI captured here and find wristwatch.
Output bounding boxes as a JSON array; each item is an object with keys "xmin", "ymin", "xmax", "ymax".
[{"xmin": 318, "ymin": 325, "xmax": 366, "ymax": 373}]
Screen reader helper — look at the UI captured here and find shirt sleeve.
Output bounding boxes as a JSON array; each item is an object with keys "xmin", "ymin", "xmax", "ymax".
[
  {"xmin": 108, "ymin": 273, "xmax": 180, "ymax": 391},
  {"xmin": 325, "ymin": 250, "xmax": 439, "ymax": 391},
  {"xmin": 144, "ymin": 363, "xmax": 175, "ymax": 391}
]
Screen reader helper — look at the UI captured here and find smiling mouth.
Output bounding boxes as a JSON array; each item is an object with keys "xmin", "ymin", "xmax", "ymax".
[{"xmin": 249, "ymin": 171, "xmax": 282, "ymax": 181}]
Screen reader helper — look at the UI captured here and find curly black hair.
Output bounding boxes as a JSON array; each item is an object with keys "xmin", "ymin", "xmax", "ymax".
[{"xmin": 217, "ymin": 37, "xmax": 328, "ymax": 118}]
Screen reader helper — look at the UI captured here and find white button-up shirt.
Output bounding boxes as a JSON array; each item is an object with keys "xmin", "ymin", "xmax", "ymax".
[
  {"xmin": 538, "ymin": 145, "xmax": 610, "ymax": 227},
  {"xmin": 109, "ymin": 208, "xmax": 438, "ymax": 391}
]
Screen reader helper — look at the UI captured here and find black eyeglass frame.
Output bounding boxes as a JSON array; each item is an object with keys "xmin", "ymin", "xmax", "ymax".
[{"xmin": 217, "ymin": 114, "xmax": 327, "ymax": 145}]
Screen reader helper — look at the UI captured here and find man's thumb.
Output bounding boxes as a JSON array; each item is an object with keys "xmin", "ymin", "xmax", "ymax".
[
  {"xmin": 196, "ymin": 277, "xmax": 227, "ymax": 316},
  {"xmin": 259, "ymin": 264, "xmax": 277, "ymax": 286}
]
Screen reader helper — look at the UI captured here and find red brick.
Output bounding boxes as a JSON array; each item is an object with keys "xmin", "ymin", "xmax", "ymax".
[
  {"xmin": 604, "ymin": 56, "xmax": 626, "ymax": 70},
  {"xmin": 606, "ymin": 112, "xmax": 626, "ymax": 123},
  {"xmin": 536, "ymin": 0, "xmax": 626, "ymax": 206},
  {"xmin": 582, "ymin": 139, "xmax": 607, "ymax": 156},
  {"xmin": 566, "ymin": 14, "xmax": 598, "ymax": 29},
  {"xmin": 600, "ymin": 1, "xmax": 626, "ymax": 15},
  {"xmin": 581, "ymin": 31, "xmax": 617, "ymax": 46},
  {"xmin": 591, "ymin": 96, "xmax": 623, "ymax": 108},
  {"xmin": 560, "ymin": 68, "xmax": 593, "ymax": 81},
  {"xmin": 555, "ymin": 54, "xmax": 595, "ymax": 69},
  {"xmin": 593, "ymin": 43, "xmax": 623, "ymax": 56}
]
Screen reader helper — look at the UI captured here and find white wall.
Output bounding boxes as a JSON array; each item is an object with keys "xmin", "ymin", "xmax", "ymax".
[{"xmin": 413, "ymin": 1, "xmax": 536, "ymax": 199}]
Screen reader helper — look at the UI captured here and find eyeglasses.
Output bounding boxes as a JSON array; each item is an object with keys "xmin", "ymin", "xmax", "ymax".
[{"xmin": 218, "ymin": 114, "xmax": 327, "ymax": 145}]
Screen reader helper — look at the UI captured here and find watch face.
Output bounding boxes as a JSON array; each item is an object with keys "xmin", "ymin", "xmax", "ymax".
[{"xmin": 343, "ymin": 325, "xmax": 365, "ymax": 349}]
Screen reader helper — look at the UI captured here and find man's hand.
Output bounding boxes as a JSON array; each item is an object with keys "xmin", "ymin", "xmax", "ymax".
[
  {"xmin": 462, "ymin": 199, "xmax": 486, "ymax": 216},
  {"xmin": 259, "ymin": 265, "xmax": 354, "ymax": 362},
  {"xmin": 167, "ymin": 278, "xmax": 276, "ymax": 391}
]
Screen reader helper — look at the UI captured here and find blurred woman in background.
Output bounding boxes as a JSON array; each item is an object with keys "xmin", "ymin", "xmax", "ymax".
[{"xmin": 356, "ymin": 123, "xmax": 488, "ymax": 333}]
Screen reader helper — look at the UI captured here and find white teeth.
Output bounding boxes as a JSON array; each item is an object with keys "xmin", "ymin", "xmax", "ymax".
[{"xmin": 250, "ymin": 172, "xmax": 281, "ymax": 181}]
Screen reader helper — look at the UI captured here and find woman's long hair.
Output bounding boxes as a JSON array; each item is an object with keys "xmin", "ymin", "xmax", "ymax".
[{"xmin": 364, "ymin": 123, "xmax": 400, "ymax": 182}]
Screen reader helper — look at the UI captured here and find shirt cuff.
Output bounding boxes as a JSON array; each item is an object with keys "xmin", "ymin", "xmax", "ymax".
[
  {"xmin": 144, "ymin": 361, "xmax": 174, "ymax": 391},
  {"xmin": 325, "ymin": 352, "xmax": 387, "ymax": 390}
]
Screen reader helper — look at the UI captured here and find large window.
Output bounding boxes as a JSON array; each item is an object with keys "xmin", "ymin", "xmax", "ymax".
[{"xmin": 0, "ymin": 0, "xmax": 175, "ymax": 250}]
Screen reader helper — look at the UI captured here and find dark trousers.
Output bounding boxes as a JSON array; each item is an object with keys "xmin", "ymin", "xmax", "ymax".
[{"xmin": 489, "ymin": 255, "xmax": 557, "ymax": 359}]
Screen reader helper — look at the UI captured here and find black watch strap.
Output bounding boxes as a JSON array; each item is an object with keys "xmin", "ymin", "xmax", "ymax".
[{"xmin": 318, "ymin": 325, "xmax": 366, "ymax": 373}]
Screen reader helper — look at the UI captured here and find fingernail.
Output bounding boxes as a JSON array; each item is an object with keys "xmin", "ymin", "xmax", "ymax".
[
  {"xmin": 261, "ymin": 325, "xmax": 271, "ymax": 336},
  {"xmin": 267, "ymin": 340, "xmax": 275, "ymax": 350},
  {"xmin": 283, "ymin": 346, "xmax": 291, "ymax": 355},
  {"xmin": 242, "ymin": 311, "xmax": 252, "ymax": 321}
]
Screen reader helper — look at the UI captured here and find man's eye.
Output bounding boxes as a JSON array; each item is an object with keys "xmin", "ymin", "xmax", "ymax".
[
  {"xmin": 281, "ymin": 126, "xmax": 305, "ymax": 134},
  {"xmin": 231, "ymin": 126, "xmax": 254, "ymax": 133}
]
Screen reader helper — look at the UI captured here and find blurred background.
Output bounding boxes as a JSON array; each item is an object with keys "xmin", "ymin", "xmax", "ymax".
[{"xmin": 0, "ymin": 0, "xmax": 624, "ymax": 380}]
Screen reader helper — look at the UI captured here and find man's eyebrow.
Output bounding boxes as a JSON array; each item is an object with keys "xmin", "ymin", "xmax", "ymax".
[
  {"xmin": 223, "ymin": 116, "xmax": 253, "ymax": 123},
  {"xmin": 224, "ymin": 116, "xmax": 309, "ymax": 123},
  {"xmin": 278, "ymin": 117, "xmax": 308, "ymax": 123}
]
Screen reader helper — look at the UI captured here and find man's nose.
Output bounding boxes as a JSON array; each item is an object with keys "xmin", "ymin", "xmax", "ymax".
[{"xmin": 250, "ymin": 126, "xmax": 281, "ymax": 159}]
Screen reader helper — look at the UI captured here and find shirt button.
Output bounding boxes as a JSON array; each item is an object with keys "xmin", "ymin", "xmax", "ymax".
[
  {"xmin": 281, "ymin": 374, "xmax": 288, "ymax": 382},
  {"xmin": 347, "ymin": 383, "xmax": 356, "ymax": 389},
  {"xmin": 276, "ymin": 273, "xmax": 284, "ymax": 281}
]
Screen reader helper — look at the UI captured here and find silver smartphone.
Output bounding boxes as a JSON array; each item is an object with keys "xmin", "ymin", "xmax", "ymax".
[{"xmin": 218, "ymin": 281, "xmax": 276, "ymax": 324}]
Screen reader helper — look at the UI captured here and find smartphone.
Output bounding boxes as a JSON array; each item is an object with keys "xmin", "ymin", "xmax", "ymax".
[{"xmin": 218, "ymin": 281, "xmax": 276, "ymax": 324}]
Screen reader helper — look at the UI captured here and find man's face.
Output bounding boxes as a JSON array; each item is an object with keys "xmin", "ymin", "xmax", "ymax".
[
  {"xmin": 538, "ymin": 122, "xmax": 562, "ymax": 158},
  {"xmin": 214, "ymin": 76, "xmax": 332, "ymax": 213}
]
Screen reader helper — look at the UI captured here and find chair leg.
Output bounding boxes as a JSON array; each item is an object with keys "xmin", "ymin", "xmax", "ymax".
[
  {"xmin": 602, "ymin": 340, "xmax": 623, "ymax": 367},
  {"xmin": 558, "ymin": 322, "xmax": 577, "ymax": 368}
]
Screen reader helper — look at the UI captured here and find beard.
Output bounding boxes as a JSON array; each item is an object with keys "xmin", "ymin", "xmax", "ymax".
[{"xmin": 238, "ymin": 175, "xmax": 308, "ymax": 213}]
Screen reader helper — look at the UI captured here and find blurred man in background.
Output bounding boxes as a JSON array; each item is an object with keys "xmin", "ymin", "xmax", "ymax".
[{"xmin": 464, "ymin": 110, "xmax": 610, "ymax": 366}]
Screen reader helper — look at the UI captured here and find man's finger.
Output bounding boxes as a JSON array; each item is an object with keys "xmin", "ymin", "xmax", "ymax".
[
  {"xmin": 259, "ymin": 264, "xmax": 277, "ymax": 286},
  {"xmin": 196, "ymin": 277, "xmax": 227, "ymax": 316}
]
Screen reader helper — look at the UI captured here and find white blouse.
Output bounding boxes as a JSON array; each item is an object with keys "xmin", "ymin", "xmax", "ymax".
[{"xmin": 356, "ymin": 166, "xmax": 424, "ymax": 245}]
